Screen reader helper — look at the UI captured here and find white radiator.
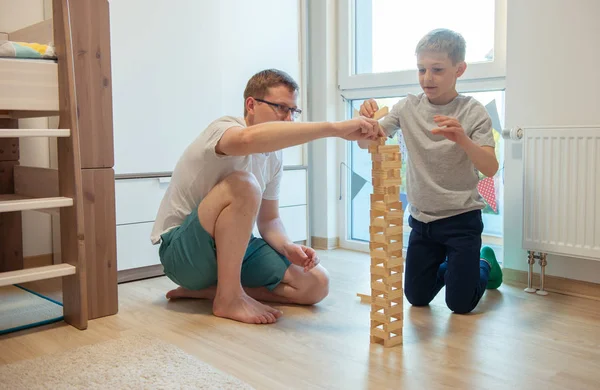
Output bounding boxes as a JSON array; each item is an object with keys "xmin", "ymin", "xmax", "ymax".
[{"xmin": 522, "ymin": 126, "xmax": 600, "ymax": 262}]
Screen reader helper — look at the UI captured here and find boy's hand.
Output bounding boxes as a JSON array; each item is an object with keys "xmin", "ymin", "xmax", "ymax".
[
  {"xmin": 283, "ymin": 243, "xmax": 320, "ymax": 272},
  {"xmin": 359, "ymin": 99, "xmax": 379, "ymax": 118},
  {"xmin": 431, "ymin": 115, "xmax": 469, "ymax": 145},
  {"xmin": 333, "ymin": 117, "xmax": 386, "ymax": 141}
]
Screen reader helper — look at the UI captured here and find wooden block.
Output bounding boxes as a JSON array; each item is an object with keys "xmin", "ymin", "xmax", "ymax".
[
  {"xmin": 376, "ymin": 145, "xmax": 400, "ymax": 153},
  {"xmin": 370, "ymin": 326, "xmax": 389, "ymax": 341},
  {"xmin": 371, "ymin": 296, "xmax": 402, "ymax": 309},
  {"xmin": 384, "ymin": 334, "xmax": 403, "ymax": 347},
  {"xmin": 357, "ymin": 292, "xmax": 371, "ymax": 304},
  {"xmin": 370, "ymin": 241, "xmax": 404, "ymax": 255},
  {"xmin": 372, "ymin": 168, "xmax": 401, "ymax": 176},
  {"xmin": 371, "ymin": 217, "xmax": 403, "ymax": 228},
  {"xmin": 370, "ymin": 265, "xmax": 391, "ymax": 278},
  {"xmin": 371, "ymin": 152, "xmax": 401, "ymax": 162},
  {"xmin": 371, "ymin": 201, "xmax": 402, "ymax": 213},
  {"xmin": 371, "ymin": 282, "xmax": 403, "ymax": 297},
  {"xmin": 373, "ymin": 106, "xmax": 389, "ymax": 121},
  {"xmin": 370, "ymin": 311, "xmax": 403, "ymax": 325},
  {"xmin": 372, "ymin": 271, "xmax": 403, "ymax": 285},
  {"xmin": 370, "ymin": 193, "xmax": 398, "ymax": 204},
  {"xmin": 370, "ymin": 233, "xmax": 403, "ymax": 244},
  {"xmin": 373, "ymin": 160, "xmax": 402, "ymax": 170},
  {"xmin": 373, "ymin": 185, "xmax": 399, "ymax": 195},
  {"xmin": 371, "ymin": 305, "xmax": 404, "ymax": 321},
  {"xmin": 373, "ymin": 177, "xmax": 401, "ymax": 187}
]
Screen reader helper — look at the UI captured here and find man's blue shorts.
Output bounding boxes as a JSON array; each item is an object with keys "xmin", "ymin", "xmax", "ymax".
[{"xmin": 158, "ymin": 207, "xmax": 291, "ymax": 291}]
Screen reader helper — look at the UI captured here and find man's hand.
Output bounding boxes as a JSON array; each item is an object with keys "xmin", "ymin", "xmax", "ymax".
[
  {"xmin": 333, "ymin": 117, "xmax": 386, "ymax": 141},
  {"xmin": 431, "ymin": 115, "xmax": 469, "ymax": 145},
  {"xmin": 283, "ymin": 243, "xmax": 320, "ymax": 272},
  {"xmin": 359, "ymin": 99, "xmax": 379, "ymax": 118}
]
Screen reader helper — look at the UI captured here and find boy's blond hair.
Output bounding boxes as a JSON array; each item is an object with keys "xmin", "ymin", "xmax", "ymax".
[{"xmin": 415, "ymin": 28, "xmax": 466, "ymax": 64}]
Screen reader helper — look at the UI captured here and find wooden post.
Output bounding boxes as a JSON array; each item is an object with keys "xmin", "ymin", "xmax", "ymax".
[{"xmin": 53, "ymin": 0, "xmax": 118, "ymax": 320}]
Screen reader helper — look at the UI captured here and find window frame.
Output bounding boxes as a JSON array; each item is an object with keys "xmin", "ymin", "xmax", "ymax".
[{"xmin": 337, "ymin": 0, "xmax": 507, "ymax": 91}]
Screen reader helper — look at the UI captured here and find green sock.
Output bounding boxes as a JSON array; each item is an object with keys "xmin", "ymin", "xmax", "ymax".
[{"xmin": 481, "ymin": 246, "xmax": 502, "ymax": 289}]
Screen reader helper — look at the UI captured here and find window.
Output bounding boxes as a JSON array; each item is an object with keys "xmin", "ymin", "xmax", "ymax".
[
  {"xmin": 355, "ymin": 0, "xmax": 496, "ymax": 75},
  {"xmin": 339, "ymin": 0, "xmax": 506, "ymax": 90},
  {"xmin": 337, "ymin": 0, "xmax": 507, "ymax": 263}
]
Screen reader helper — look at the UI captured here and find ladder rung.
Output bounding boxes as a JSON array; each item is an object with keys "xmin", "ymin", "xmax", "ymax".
[
  {"xmin": 0, "ymin": 129, "xmax": 70, "ymax": 137},
  {"xmin": 0, "ymin": 194, "xmax": 73, "ymax": 213},
  {"xmin": 0, "ymin": 264, "xmax": 76, "ymax": 287}
]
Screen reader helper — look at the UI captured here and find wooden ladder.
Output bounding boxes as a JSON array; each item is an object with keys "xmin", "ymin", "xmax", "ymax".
[{"xmin": 0, "ymin": 0, "xmax": 89, "ymax": 330}]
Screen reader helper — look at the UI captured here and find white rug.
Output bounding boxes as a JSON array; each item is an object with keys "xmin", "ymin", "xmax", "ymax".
[
  {"xmin": 0, "ymin": 285, "xmax": 63, "ymax": 335},
  {"xmin": 0, "ymin": 334, "xmax": 254, "ymax": 389}
]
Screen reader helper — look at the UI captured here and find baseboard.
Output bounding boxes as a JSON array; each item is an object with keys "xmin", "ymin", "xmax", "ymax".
[
  {"xmin": 503, "ymin": 268, "xmax": 600, "ymax": 301},
  {"xmin": 23, "ymin": 253, "xmax": 53, "ymax": 269},
  {"xmin": 118, "ymin": 264, "xmax": 165, "ymax": 284},
  {"xmin": 311, "ymin": 236, "xmax": 339, "ymax": 250}
]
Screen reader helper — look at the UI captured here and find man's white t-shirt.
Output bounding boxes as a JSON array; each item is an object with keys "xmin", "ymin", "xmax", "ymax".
[{"xmin": 150, "ymin": 116, "xmax": 283, "ymax": 245}]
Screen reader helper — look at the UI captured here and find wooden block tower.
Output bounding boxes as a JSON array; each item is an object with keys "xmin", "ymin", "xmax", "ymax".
[{"xmin": 355, "ymin": 106, "xmax": 404, "ymax": 347}]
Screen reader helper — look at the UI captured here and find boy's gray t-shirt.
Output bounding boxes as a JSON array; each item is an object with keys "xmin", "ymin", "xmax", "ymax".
[{"xmin": 379, "ymin": 93, "xmax": 495, "ymax": 223}]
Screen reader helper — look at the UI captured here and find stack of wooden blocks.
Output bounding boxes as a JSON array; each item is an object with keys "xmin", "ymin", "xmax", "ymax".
[{"xmin": 358, "ymin": 106, "xmax": 404, "ymax": 347}]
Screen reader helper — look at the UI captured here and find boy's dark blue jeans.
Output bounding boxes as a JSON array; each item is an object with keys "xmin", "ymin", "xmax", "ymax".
[{"xmin": 404, "ymin": 209, "xmax": 490, "ymax": 314}]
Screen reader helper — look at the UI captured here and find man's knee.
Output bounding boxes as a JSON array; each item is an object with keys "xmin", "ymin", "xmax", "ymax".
[
  {"xmin": 222, "ymin": 171, "xmax": 262, "ymax": 204},
  {"xmin": 296, "ymin": 266, "xmax": 330, "ymax": 305}
]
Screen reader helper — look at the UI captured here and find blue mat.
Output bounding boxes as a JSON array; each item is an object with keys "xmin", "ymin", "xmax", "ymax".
[{"xmin": 0, "ymin": 285, "xmax": 63, "ymax": 335}]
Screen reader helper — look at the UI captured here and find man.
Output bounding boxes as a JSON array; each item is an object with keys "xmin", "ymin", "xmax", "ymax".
[{"xmin": 151, "ymin": 69, "xmax": 383, "ymax": 324}]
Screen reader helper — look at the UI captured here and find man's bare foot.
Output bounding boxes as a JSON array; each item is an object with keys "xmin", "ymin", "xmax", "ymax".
[
  {"xmin": 166, "ymin": 286, "xmax": 215, "ymax": 300},
  {"xmin": 213, "ymin": 292, "xmax": 283, "ymax": 324}
]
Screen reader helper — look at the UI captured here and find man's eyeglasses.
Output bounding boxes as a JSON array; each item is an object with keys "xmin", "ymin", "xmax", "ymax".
[{"xmin": 255, "ymin": 98, "xmax": 302, "ymax": 120}]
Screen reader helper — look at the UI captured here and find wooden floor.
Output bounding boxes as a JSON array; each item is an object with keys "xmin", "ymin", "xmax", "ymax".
[{"xmin": 1, "ymin": 249, "xmax": 599, "ymax": 389}]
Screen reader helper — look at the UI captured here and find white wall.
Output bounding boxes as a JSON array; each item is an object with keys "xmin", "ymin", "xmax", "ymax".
[
  {"xmin": 504, "ymin": 0, "xmax": 600, "ymax": 282},
  {"xmin": 307, "ymin": 0, "xmax": 339, "ymax": 241},
  {"xmin": 109, "ymin": 0, "xmax": 303, "ymax": 175},
  {"xmin": 0, "ymin": 0, "xmax": 44, "ymax": 33},
  {"xmin": 0, "ymin": 0, "xmax": 53, "ymax": 258}
]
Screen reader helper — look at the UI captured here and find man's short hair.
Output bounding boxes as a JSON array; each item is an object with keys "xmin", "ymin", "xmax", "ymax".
[
  {"xmin": 243, "ymin": 69, "xmax": 299, "ymax": 116},
  {"xmin": 415, "ymin": 28, "xmax": 466, "ymax": 64}
]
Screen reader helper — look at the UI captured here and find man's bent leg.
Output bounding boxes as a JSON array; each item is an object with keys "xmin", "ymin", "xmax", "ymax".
[
  {"xmin": 196, "ymin": 171, "xmax": 282, "ymax": 324},
  {"xmin": 240, "ymin": 236, "xmax": 329, "ymax": 304},
  {"xmin": 167, "ymin": 236, "xmax": 330, "ymax": 305},
  {"xmin": 167, "ymin": 265, "xmax": 329, "ymax": 305}
]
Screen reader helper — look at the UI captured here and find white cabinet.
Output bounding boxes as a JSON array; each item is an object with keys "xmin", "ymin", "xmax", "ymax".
[
  {"xmin": 115, "ymin": 168, "xmax": 309, "ymax": 275},
  {"xmin": 115, "ymin": 177, "xmax": 170, "ymax": 224},
  {"xmin": 116, "ymin": 222, "xmax": 159, "ymax": 271}
]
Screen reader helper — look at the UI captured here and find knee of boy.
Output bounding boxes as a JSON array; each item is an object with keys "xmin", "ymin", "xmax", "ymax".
[
  {"xmin": 404, "ymin": 288, "xmax": 432, "ymax": 307},
  {"xmin": 446, "ymin": 297, "xmax": 476, "ymax": 315}
]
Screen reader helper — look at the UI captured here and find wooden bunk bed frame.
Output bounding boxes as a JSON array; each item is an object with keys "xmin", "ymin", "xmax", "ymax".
[{"xmin": 0, "ymin": 0, "xmax": 118, "ymax": 330}]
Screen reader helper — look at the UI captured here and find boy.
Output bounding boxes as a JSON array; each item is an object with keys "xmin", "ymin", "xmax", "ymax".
[{"xmin": 358, "ymin": 29, "xmax": 502, "ymax": 314}]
